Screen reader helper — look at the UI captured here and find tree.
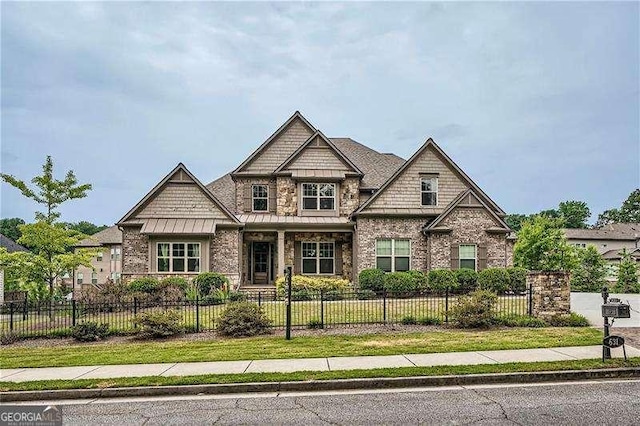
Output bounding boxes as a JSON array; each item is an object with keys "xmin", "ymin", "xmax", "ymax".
[
  {"xmin": 558, "ymin": 200, "xmax": 590, "ymax": 229},
  {"xmin": 1, "ymin": 156, "xmax": 92, "ymax": 223},
  {"xmin": 596, "ymin": 189, "xmax": 640, "ymax": 226},
  {"xmin": 64, "ymin": 221, "xmax": 108, "ymax": 235},
  {"xmin": 616, "ymin": 250, "xmax": 639, "ymax": 293},
  {"xmin": 570, "ymin": 245, "xmax": 607, "ymax": 292},
  {"xmin": 0, "ymin": 217, "xmax": 26, "ymax": 242},
  {"xmin": 504, "ymin": 214, "xmax": 531, "ymax": 233},
  {"xmin": 514, "ymin": 216, "xmax": 577, "ymax": 271}
]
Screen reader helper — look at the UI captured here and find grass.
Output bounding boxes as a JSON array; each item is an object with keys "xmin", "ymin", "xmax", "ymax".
[
  {"xmin": 1, "ymin": 357, "xmax": 638, "ymax": 392},
  {"xmin": 0, "ymin": 327, "xmax": 602, "ymax": 369}
]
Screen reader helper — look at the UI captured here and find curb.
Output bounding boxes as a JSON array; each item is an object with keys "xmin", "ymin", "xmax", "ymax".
[{"xmin": 2, "ymin": 367, "xmax": 639, "ymax": 402}]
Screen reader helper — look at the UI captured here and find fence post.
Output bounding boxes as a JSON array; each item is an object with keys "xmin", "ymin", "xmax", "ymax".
[
  {"xmin": 22, "ymin": 295, "xmax": 28, "ymax": 320},
  {"xmin": 382, "ymin": 290, "xmax": 387, "ymax": 324},
  {"xmin": 258, "ymin": 291, "xmax": 262, "ymax": 307},
  {"xmin": 195, "ymin": 295, "xmax": 200, "ymax": 333},
  {"xmin": 445, "ymin": 287, "xmax": 449, "ymax": 324},
  {"xmin": 72, "ymin": 300, "xmax": 77, "ymax": 327},
  {"xmin": 133, "ymin": 297, "xmax": 138, "ymax": 328},
  {"xmin": 285, "ymin": 265, "xmax": 292, "ymax": 340},
  {"xmin": 9, "ymin": 302, "xmax": 14, "ymax": 331},
  {"xmin": 528, "ymin": 282, "xmax": 533, "ymax": 316},
  {"xmin": 320, "ymin": 290, "xmax": 324, "ymax": 329}
]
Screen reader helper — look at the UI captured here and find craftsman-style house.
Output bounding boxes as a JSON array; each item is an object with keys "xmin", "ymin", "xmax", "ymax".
[{"xmin": 117, "ymin": 112, "xmax": 513, "ymax": 288}]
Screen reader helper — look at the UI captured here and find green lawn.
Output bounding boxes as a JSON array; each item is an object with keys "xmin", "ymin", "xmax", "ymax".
[
  {"xmin": 1, "ymin": 357, "xmax": 638, "ymax": 392},
  {"xmin": 0, "ymin": 327, "xmax": 601, "ymax": 369}
]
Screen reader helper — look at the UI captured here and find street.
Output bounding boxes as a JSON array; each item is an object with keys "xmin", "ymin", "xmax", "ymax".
[{"xmin": 19, "ymin": 379, "xmax": 640, "ymax": 425}]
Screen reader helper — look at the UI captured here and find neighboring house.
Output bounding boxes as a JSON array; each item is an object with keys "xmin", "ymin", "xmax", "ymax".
[
  {"xmin": 117, "ymin": 112, "xmax": 513, "ymax": 288},
  {"xmin": 0, "ymin": 233, "xmax": 29, "ymax": 304},
  {"xmin": 74, "ymin": 226, "xmax": 123, "ymax": 291},
  {"xmin": 565, "ymin": 223, "xmax": 640, "ymax": 281}
]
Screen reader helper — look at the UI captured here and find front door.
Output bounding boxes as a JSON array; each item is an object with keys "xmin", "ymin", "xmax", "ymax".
[{"xmin": 252, "ymin": 242, "xmax": 270, "ymax": 285}]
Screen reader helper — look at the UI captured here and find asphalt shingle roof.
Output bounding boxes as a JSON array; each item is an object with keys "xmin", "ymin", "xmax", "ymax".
[
  {"xmin": 564, "ymin": 223, "xmax": 640, "ymax": 241},
  {"xmin": 0, "ymin": 234, "xmax": 28, "ymax": 252},
  {"xmin": 77, "ymin": 225, "xmax": 123, "ymax": 247}
]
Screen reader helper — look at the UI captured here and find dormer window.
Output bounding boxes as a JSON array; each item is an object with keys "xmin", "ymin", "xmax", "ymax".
[
  {"xmin": 421, "ymin": 176, "xmax": 438, "ymax": 206},
  {"xmin": 302, "ymin": 183, "xmax": 335, "ymax": 210},
  {"xmin": 252, "ymin": 184, "xmax": 268, "ymax": 212}
]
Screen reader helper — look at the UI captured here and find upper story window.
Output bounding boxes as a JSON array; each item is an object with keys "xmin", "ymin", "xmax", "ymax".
[
  {"xmin": 421, "ymin": 176, "xmax": 438, "ymax": 206},
  {"xmin": 459, "ymin": 244, "xmax": 477, "ymax": 270},
  {"xmin": 376, "ymin": 239, "xmax": 410, "ymax": 272},
  {"xmin": 252, "ymin": 184, "xmax": 268, "ymax": 212},
  {"xmin": 157, "ymin": 242, "xmax": 200, "ymax": 273},
  {"xmin": 111, "ymin": 247, "xmax": 121, "ymax": 261},
  {"xmin": 302, "ymin": 183, "xmax": 335, "ymax": 210},
  {"xmin": 77, "ymin": 272, "xmax": 84, "ymax": 284},
  {"xmin": 97, "ymin": 252, "xmax": 103, "ymax": 261}
]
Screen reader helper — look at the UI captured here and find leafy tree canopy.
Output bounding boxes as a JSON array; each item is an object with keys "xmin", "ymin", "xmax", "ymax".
[
  {"xmin": 615, "ymin": 249, "xmax": 639, "ymax": 293},
  {"xmin": 63, "ymin": 221, "xmax": 108, "ymax": 236},
  {"xmin": 514, "ymin": 215, "xmax": 577, "ymax": 271},
  {"xmin": 596, "ymin": 189, "xmax": 640, "ymax": 226},
  {"xmin": 570, "ymin": 245, "xmax": 607, "ymax": 292},
  {"xmin": 558, "ymin": 200, "xmax": 590, "ymax": 229},
  {"xmin": 0, "ymin": 217, "xmax": 25, "ymax": 242}
]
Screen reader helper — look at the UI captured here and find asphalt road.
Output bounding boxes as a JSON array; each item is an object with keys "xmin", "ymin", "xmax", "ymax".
[{"xmin": 22, "ymin": 379, "xmax": 640, "ymax": 425}]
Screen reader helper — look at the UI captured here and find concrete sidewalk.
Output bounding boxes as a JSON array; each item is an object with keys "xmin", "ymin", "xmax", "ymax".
[{"xmin": 2, "ymin": 345, "xmax": 639, "ymax": 383}]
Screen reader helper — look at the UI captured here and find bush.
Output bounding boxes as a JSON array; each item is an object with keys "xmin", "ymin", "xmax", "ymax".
[
  {"xmin": 307, "ymin": 318, "xmax": 324, "ymax": 329},
  {"xmin": 132, "ymin": 310, "xmax": 184, "ymax": 338},
  {"xmin": 77, "ymin": 279, "xmax": 132, "ymax": 309},
  {"xmin": 357, "ymin": 289, "xmax": 378, "ymax": 300},
  {"xmin": 454, "ymin": 269, "xmax": 478, "ymax": 294},
  {"xmin": 291, "ymin": 289, "xmax": 313, "ymax": 301},
  {"xmin": 0, "ymin": 332, "xmax": 20, "ymax": 345},
  {"xmin": 358, "ymin": 269, "xmax": 386, "ymax": 292},
  {"xmin": 400, "ymin": 315, "xmax": 417, "ymax": 325},
  {"xmin": 128, "ymin": 277, "xmax": 160, "ymax": 294},
  {"xmin": 71, "ymin": 321, "xmax": 109, "ymax": 342},
  {"xmin": 199, "ymin": 294, "xmax": 225, "ymax": 306},
  {"xmin": 228, "ymin": 291, "xmax": 247, "ymax": 302},
  {"xmin": 384, "ymin": 272, "xmax": 420, "ymax": 296},
  {"xmin": 275, "ymin": 275, "xmax": 351, "ymax": 296},
  {"xmin": 477, "ymin": 268, "xmax": 510, "ymax": 294},
  {"xmin": 323, "ymin": 290, "xmax": 344, "ymax": 301},
  {"xmin": 546, "ymin": 312, "xmax": 590, "ymax": 327},
  {"xmin": 216, "ymin": 302, "xmax": 272, "ymax": 337},
  {"xmin": 450, "ymin": 290, "xmax": 498, "ymax": 328},
  {"xmin": 427, "ymin": 269, "xmax": 457, "ymax": 292},
  {"xmin": 418, "ymin": 316, "xmax": 442, "ymax": 326},
  {"xmin": 406, "ymin": 270, "xmax": 428, "ymax": 290},
  {"xmin": 159, "ymin": 277, "xmax": 189, "ymax": 291},
  {"xmin": 495, "ymin": 314, "xmax": 546, "ymax": 328},
  {"xmin": 193, "ymin": 272, "xmax": 230, "ymax": 296},
  {"xmin": 506, "ymin": 267, "xmax": 528, "ymax": 294}
]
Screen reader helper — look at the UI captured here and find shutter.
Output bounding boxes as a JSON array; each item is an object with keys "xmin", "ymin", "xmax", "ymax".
[
  {"xmin": 450, "ymin": 244, "xmax": 459, "ymax": 270},
  {"xmin": 294, "ymin": 241, "xmax": 301, "ymax": 275},
  {"xmin": 268, "ymin": 181, "xmax": 277, "ymax": 213},
  {"xmin": 478, "ymin": 246, "xmax": 488, "ymax": 271},
  {"xmin": 334, "ymin": 242, "xmax": 343, "ymax": 276},
  {"xmin": 243, "ymin": 183, "xmax": 253, "ymax": 212}
]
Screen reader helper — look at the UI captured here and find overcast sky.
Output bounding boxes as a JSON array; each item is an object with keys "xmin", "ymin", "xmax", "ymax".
[{"xmin": 1, "ymin": 2, "xmax": 638, "ymax": 226}]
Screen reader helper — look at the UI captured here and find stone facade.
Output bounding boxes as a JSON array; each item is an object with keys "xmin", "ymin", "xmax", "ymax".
[
  {"xmin": 276, "ymin": 177, "xmax": 297, "ymax": 216},
  {"xmin": 121, "ymin": 226, "xmax": 149, "ymax": 278},
  {"xmin": 235, "ymin": 177, "xmax": 274, "ymax": 214},
  {"xmin": 284, "ymin": 232, "xmax": 353, "ymax": 279},
  {"xmin": 528, "ymin": 271, "xmax": 571, "ymax": 319},
  {"xmin": 339, "ymin": 177, "xmax": 360, "ymax": 217},
  {"xmin": 211, "ymin": 228, "xmax": 240, "ymax": 287}
]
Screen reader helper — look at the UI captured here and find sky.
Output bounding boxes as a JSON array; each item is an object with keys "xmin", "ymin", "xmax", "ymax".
[{"xmin": 1, "ymin": 1, "xmax": 638, "ymax": 226}]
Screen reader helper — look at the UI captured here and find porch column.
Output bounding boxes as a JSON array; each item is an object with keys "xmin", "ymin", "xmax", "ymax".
[{"xmin": 277, "ymin": 230, "xmax": 285, "ymax": 277}]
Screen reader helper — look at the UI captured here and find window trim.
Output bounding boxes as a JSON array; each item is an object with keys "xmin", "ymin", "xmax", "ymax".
[
  {"xmin": 421, "ymin": 176, "xmax": 438, "ymax": 207},
  {"xmin": 375, "ymin": 239, "xmax": 411, "ymax": 272},
  {"xmin": 301, "ymin": 182, "xmax": 336, "ymax": 211},
  {"xmin": 459, "ymin": 244, "xmax": 477, "ymax": 271},
  {"xmin": 97, "ymin": 252, "xmax": 103, "ymax": 261},
  {"xmin": 301, "ymin": 241, "xmax": 335, "ymax": 275},
  {"xmin": 251, "ymin": 184, "xmax": 269, "ymax": 212},
  {"xmin": 91, "ymin": 272, "xmax": 98, "ymax": 285},
  {"xmin": 156, "ymin": 242, "xmax": 202, "ymax": 273},
  {"xmin": 77, "ymin": 272, "xmax": 84, "ymax": 285}
]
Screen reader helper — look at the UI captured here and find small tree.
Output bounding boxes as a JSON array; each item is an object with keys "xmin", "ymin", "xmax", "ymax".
[
  {"xmin": 570, "ymin": 246, "xmax": 607, "ymax": 292},
  {"xmin": 514, "ymin": 216, "xmax": 577, "ymax": 271},
  {"xmin": 616, "ymin": 250, "xmax": 639, "ymax": 293}
]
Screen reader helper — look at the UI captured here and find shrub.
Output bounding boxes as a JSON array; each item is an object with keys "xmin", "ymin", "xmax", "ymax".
[
  {"xmin": 159, "ymin": 277, "xmax": 189, "ymax": 291},
  {"xmin": 275, "ymin": 275, "xmax": 351, "ymax": 296},
  {"xmin": 291, "ymin": 289, "xmax": 314, "ymax": 301},
  {"xmin": 77, "ymin": 279, "xmax": 132, "ymax": 309},
  {"xmin": 193, "ymin": 272, "xmax": 230, "ymax": 296},
  {"xmin": 228, "ymin": 291, "xmax": 247, "ymax": 302},
  {"xmin": 454, "ymin": 269, "xmax": 478, "ymax": 294},
  {"xmin": 0, "ymin": 332, "xmax": 20, "ymax": 345},
  {"xmin": 406, "ymin": 270, "xmax": 428, "ymax": 290},
  {"xmin": 307, "ymin": 318, "xmax": 324, "ymax": 329},
  {"xmin": 216, "ymin": 302, "xmax": 272, "ymax": 337},
  {"xmin": 450, "ymin": 290, "xmax": 498, "ymax": 328},
  {"xmin": 358, "ymin": 269, "xmax": 386, "ymax": 292},
  {"xmin": 357, "ymin": 289, "xmax": 378, "ymax": 300},
  {"xmin": 477, "ymin": 268, "xmax": 510, "ymax": 294},
  {"xmin": 400, "ymin": 315, "xmax": 417, "ymax": 325},
  {"xmin": 323, "ymin": 290, "xmax": 344, "ymax": 301},
  {"xmin": 495, "ymin": 314, "xmax": 546, "ymax": 328},
  {"xmin": 71, "ymin": 321, "xmax": 110, "ymax": 342},
  {"xmin": 132, "ymin": 310, "xmax": 184, "ymax": 338},
  {"xmin": 384, "ymin": 272, "xmax": 420, "ymax": 296},
  {"xmin": 418, "ymin": 316, "xmax": 442, "ymax": 326},
  {"xmin": 128, "ymin": 277, "xmax": 160, "ymax": 294},
  {"xmin": 427, "ymin": 269, "xmax": 457, "ymax": 292},
  {"xmin": 506, "ymin": 267, "xmax": 528, "ymax": 294},
  {"xmin": 199, "ymin": 294, "xmax": 225, "ymax": 306},
  {"xmin": 546, "ymin": 312, "xmax": 590, "ymax": 327}
]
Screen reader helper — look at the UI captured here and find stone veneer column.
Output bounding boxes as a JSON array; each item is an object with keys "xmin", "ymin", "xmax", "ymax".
[
  {"xmin": 528, "ymin": 271, "xmax": 571, "ymax": 319},
  {"xmin": 277, "ymin": 230, "xmax": 285, "ymax": 278}
]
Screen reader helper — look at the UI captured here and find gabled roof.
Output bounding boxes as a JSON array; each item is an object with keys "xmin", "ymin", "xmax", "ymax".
[
  {"xmin": 565, "ymin": 223, "xmax": 640, "ymax": 241},
  {"xmin": 274, "ymin": 130, "xmax": 364, "ymax": 176},
  {"xmin": 118, "ymin": 163, "xmax": 240, "ymax": 225},
  {"xmin": 352, "ymin": 138, "xmax": 505, "ymax": 216},
  {"xmin": 77, "ymin": 225, "xmax": 123, "ymax": 247},
  {"xmin": 0, "ymin": 234, "xmax": 28, "ymax": 253},
  {"xmin": 231, "ymin": 111, "xmax": 316, "ymax": 175},
  {"xmin": 423, "ymin": 188, "xmax": 511, "ymax": 232},
  {"xmin": 601, "ymin": 248, "xmax": 640, "ymax": 260}
]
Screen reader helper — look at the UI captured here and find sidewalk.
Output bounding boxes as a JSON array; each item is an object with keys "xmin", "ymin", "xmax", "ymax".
[{"xmin": 2, "ymin": 345, "xmax": 638, "ymax": 383}]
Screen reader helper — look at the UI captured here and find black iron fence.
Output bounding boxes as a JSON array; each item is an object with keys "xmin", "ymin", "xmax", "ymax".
[{"xmin": 1, "ymin": 288, "xmax": 532, "ymax": 338}]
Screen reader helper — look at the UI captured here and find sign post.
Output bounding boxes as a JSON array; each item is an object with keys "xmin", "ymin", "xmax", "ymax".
[
  {"xmin": 285, "ymin": 265, "xmax": 292, "ymax": 340},
  {"xmin": 600, "ymin": 286, "xmax": 632, "ymax": 362},
  {"xmin": 602, "ymin": 287, "xmax": 611, "ymax": 361}
]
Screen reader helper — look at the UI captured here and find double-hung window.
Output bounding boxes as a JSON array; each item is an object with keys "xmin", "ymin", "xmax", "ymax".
[
  {"xmin": 252, "ymin": 184, "xmax": 268, "ymax": 212},
  {"xmin": 157, "ymin": 242, "xmax": 201, "ymax": 273},
  {"xmin": 97, "ymin": 252, "xmax": 103, "ymax": 261},
  {"xmin": 459, "ymin": 244, "xmax": 477, "ymax": 270},
  {"xmin": 91, "ymin": 272, "xmax": 98, "ymax": 284},
  {"xmin": 376, "ymin": 239, "xmax": 410, "ymax": 272},
  {"xmin": 302, "ymin": 183, "xmax": 335, "ymax": 210},
  {"xmin": 421, "ymin": 176, "xmax": 438, "ymax": 206},
  {"xmin": 302, "ymin": 241, "xmax": 335, "ymax": 274},
  {"xmin": 77, "ymin": 272, "xmax": 84, "ymax": 285}
]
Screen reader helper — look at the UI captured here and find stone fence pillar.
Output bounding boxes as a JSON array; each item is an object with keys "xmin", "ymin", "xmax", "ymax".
[{"xmin": 527, "ymin": 271, "xmax": 571, "ymax": 319}]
